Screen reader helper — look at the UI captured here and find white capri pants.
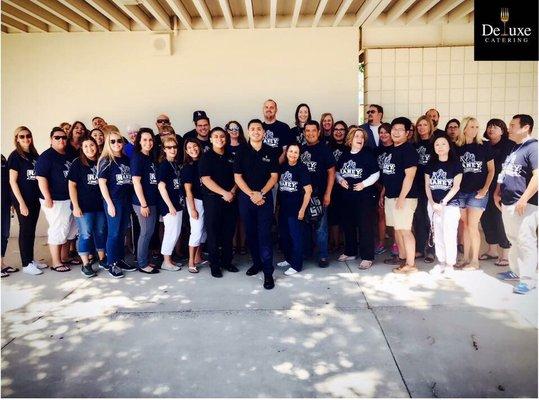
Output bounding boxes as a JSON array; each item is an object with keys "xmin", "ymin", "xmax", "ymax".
[
  {"xmin": 40, "ymin": 199, "xmax": 78, "ymax": 245},
  {"xmin": 187, "ymin": 198, "xmax": 207, "ymax": 247},
  {"xmin": 427, "ymin": 203, "xmax": 460, "ymax": 266},
  {"xmin": 161, "ymin": 211, "xmax": 183, "ymax": 256}
]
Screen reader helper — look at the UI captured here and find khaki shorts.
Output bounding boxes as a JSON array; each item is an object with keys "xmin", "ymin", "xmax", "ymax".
[{"xmin": 384, "ymin": 197, "xmax": 418, "ymax": 230}]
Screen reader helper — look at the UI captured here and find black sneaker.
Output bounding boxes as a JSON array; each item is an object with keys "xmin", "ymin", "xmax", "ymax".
[
  {"xmin": 108, "ymin": 263, "xmax": 124, "ymax": 279},
  {"xmin": 98, "ymin": 258, "xmax": 108, "ymax": 270},
  {"xmin": 81, "ymin": 263, "xmax": 96, "ymax": 278},
  {"xmin": 211, "ymin": 268, "xmax": 223, "ymax": 278},
  {"xmin": 225, "ymin": 265, "xmax": 239, "ymax": 273},
  {"xmin": 318, "ymin": 259, "xmax": 330, "ymax": 268},
  {"xmin": 263, "ymin": 273, "xmax": 275, "ymax": 290},
  {"xmin": 246, "ymin": 266, "xmax": 261, "ymax": 276},
  {"xmin": 118, "ymin": 260, "xmax": 137, "ymax": 272}
]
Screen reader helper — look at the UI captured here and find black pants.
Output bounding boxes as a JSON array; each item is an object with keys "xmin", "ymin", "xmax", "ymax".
[
  {"xmin": 1, "ymin": 198, "xmax": 11, "ymax": 258},
  {"xmin": 14, "ymin": 200, "xmax": 40, "ymax": 266},
  {"xmin": 203, "ymin": 195, "xmax": 237, "ymax": 271},
  {"xmin": 480, "ymin": 194, "xmax": 511, "ymax": 249},
  {"xmin": 413, "ymin": 194, "xmax": 434, "ymax": 256},
  {"xmin": 342, "ymin": 193, "xmax": 376, "ymax": 261}
]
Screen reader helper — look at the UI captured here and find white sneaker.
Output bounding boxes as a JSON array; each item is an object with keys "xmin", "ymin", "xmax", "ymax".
[
  {"xmin": 429, "ymin": 264, "xmax": 444, "ymax": 275},
  {"xmin": 284, "ymin": 267, "xmax": 299, "ymax": 276},
  {"xmin": 23, "ymin": 263, "xmax": 43, "ymax": 275},
  {"xmin": 32, "ymin": 260, "xmax": 48, "ymax": 269},
  {"xmin": 277, "ymin": 260, "xmax": 291, "ymax": 268}
]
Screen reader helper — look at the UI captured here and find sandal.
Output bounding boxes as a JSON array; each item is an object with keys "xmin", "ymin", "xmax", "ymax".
[
  {"xmin": 1, "ymin": 271, "xmax": 9, "ymax": 278},
  {"xmin": 61, "ymin": 258, "xmax": 82, "ymax": 266},
  {"xmin": 424, "ymin": 255, "xmax": 435, "ymax": 264},
  {"xmin": 358, "ymin": 260, "xmax": 373, "ymax": 270},
  {"xmin": 1, "ymin": 266, "xmax": 19, "ymax": 273},
  {"xmin": 51, "ymin": 265, "xmax": 71, "ymax": 272},
  {"xmin": 455, "ymin": 260, "xmax": 469, "ymax": 269},
  {"xmin": 479, "ymin": 253, "xmax": 498, "ymax": 261},
  {"xmin": 494, "ymin": 258, "xmax": 509, "ymax": 267},
  {"xmin": 188, "ymin": 265, "xmax": 199, "ymax": 274}
]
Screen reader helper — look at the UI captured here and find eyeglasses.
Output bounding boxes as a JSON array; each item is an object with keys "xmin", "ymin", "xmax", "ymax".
[
  {"xmin": 18, "ymin": 134, "xmax": 32, "ymax": 139},
  {"xmin": 366, "ymin": 110, "xmax": 377, "ymax": 114},
  {"xmin": 52, "ymin": 135, "xmax": 67, "ymax": 141},
  {"xmin": 334, "ymin": 128, "xmax": 346, "ymax": 132},
  {"xmin": 109, "ymin": 139, "xmax": 122, "ymax": 144},
  {"xmin": 164, "ymin": 145, "xmax": 177, "ymax": 149},
  {"xmin": 228, "ymin": 127, "xmax": 240, "ymax": 132},
  {"xmin": 157, "ymin": 119, "xmax": 170, "ymax": 124}
]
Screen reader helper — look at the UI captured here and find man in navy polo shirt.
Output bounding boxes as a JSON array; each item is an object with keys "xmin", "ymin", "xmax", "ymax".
[
  {"xmin": 494, "ymin": 114, "xmax": 538, "ymax": 294},
  {"xmin": 234, "ymin": 119, "xmax": 279, "ymax": 289}
]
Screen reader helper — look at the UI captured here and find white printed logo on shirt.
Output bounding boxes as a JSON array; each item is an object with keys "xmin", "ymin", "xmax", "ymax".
[
  {"xmin": 279, "ymin": 171, "xmax": 299, "ymax": 192},
  {"xmin": 429, "ymin": 169, "xmax": 453, "ymax": 190},
  {"xmin": 340, "ymin": 160, "xmax": 363, "ymax": 179},
  {"xmin": 149, "ymin": 163, "xmax": 157, "ymax": 185},
  {"xmin": 417, "ymin": 146, "xmax": 430, "ymax": 165},
  {"xmin": 333, "ymin": 149, "xmax": 343, "ymax": 162},
  {"xmin": 381, "ymin": 154, "xmax": 395, "ymax": 175},
  {"xmin": 499, "ymin": 152, "xmax": 523, "ymax": 179},
  {"xmin": 262, "ymin": 155, "xmax": 271, "ymax": 163},
  {"xmin": 301, "ymin": 151, "xmax": 317, "ymax": 172},
  {"xmin": 63, "ymin": 161, "xmax": 72, "ymax": 178},
  {"xmin": 87, "ymin": 166, "xmax": 98, "ymax": 185},
  {"xmin": 26, "ymin": 159, "xmax": 37, "ymax": 180},
  {"xmin": 460, "ymin": 152, "xmax": 483, "ymax": 173},
  {"xmin": 115, "ymin": 164, "xmax": 132, "ymax": 185},
  {"xmin": 263, "ymin": 130, "xmax": 279, "ymax": 148}
]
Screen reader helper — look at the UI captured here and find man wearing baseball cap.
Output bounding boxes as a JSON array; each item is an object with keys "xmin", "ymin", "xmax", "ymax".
[{"xmin": 183, "ymin": 110, "xmax": 208, "ymax": 141}]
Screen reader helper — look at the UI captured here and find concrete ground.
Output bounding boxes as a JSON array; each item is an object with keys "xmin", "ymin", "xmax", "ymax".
[{"xmin": 1, "ymin": 237, "xmax": 537, "ymax": 398}]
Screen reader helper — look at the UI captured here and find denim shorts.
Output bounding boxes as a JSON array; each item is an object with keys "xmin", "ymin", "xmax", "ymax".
[{"xmin": 458, "ymin": 191, "xmax": 489, "ymax": 210}]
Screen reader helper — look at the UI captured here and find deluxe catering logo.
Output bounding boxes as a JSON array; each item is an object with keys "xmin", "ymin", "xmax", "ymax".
[{"xmin": 474, "ymin": 0, "xmax": 538, "ymax": 61}]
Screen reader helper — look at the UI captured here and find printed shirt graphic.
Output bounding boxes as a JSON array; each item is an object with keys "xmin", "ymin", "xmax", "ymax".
[
  {"xmin": 97, "ymin": 155, "xmax": 133, "ymax": 202},
  {"xmin": 380, "ymin": 143, "xmax": 419, "ymax": 199},
  {"xmin": 460, "ymin": 151, "xmax": 483, "ymax": 173},
  {"xmin": 7, "ymin": 151, "xmax": 40, "ymax": 201},
  {"xmin": 300, "ymin": 143, "xmax": 336, "ymax": 196},
  {"xmin": 263, "ymin": 130, "xmax": 280, "ymax": 148},
  {"xmin": 279, "ymin": 171, "xmax": 299, "ymax": 193},
  {"xmin": 130, "ymin": 153, "xmax": 158, "ymax": 206},
  {"xmin": 35, "ymin": 147, "xmax": 71, "ymax": 200},
  {"xmin": 336, "ymin": 150, "xmax": 379, "ymax": 197},
  {"xmin": 425, "ymin": 160, "xmax": 462, "ymax": 205},
  {"xmin": 157, "ymin": 160, "xmax": 184, "ymax": 216},
  {"xmin": 457, "ymin": 143, "xmax": 493, "ymax": 193},
  {"xmin": 499, "ymin": 139, "xmax": 538, "ymax": 205},
  {"xmin": 340, "ymin": 160, "xmax": 363, "ymax": 179},
  {"xmin": 278, "ymin": 163, "xmax": 310, "ymax": 216},
  {"xmin": 263, "ymin": 120, "xmax": 291, "ymax": 149},
  {"xmin": 67, "ymin": 159, "xmax": 103, "ymax": 212}
]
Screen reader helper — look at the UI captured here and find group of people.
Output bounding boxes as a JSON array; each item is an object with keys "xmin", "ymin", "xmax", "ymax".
[{"xmin": 0, "ymin": 100, "xmax": 537, "ymax": 294}]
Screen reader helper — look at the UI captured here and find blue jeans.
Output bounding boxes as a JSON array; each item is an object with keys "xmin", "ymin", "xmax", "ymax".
[
  {"xmin": 75, "ymin": 211, "xmax": 107, "ymax": 255},
  {"xmin": 104, "ymin": 200, "xmax": 131, "ymax": 265},
  {"xmin": 238, "ymin": 192, "xmax": 274, "ymax": 275},
  {"xmin": 133, "ymin": 205, "xmax": 157, "ymax": 268},
  {"xmin": 303, "ymin": 206, "xmax": 329, "ymax": 260},
  {"xmin": 279, "ymin": 212, "xmax": 304, "ymax": 271}
]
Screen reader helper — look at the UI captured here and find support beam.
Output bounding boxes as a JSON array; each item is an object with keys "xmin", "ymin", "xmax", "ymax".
[
  {"xmin": 31, "ymin": 0, "xmax": 91, "ymax": 31},
  {"xmin": 192, "ymin": 0, "xmax": 212, "ymax": 29},
  {"xmin": 244, "ymin": 0, "xmax": 253, "ymax": 28},
  {"xmin": 269, "ymin": 0, "xmax": 276, "ymax": 28},
  {"xmin": 117, "ymin": 3, "xmax": 151, "ymax": 31},
  {"xmin": 1, "ymin": 14, "xmax": 28, "ymax": 32},
  {"xmin": 2, "ymin": 3, "xmax": 48, "ymax": 31},
  {"xmin": 84, "ymin": 0, "xmax": 130, "ymax": 30},
  {"xmin": 406, "ymin": 0, "xmax": 439, "ymax": 24},
  {"xmin": 217, "ymin": 0, "xmax": 233, "ymax": 28},
  {"xmin": 448, "ymin": 0, "xmax": 473, "ymax": 23},
  {"xmin": 311, "ymin": 0, "xmax": 328, "ymax": 27},
  {"xmin": 56, "ymin": 0, "xmax": 110, "ymax": 30},
  {"xmin": 3, "ymin": 0, "xmax": 69, "ymax": 30},
  {"xmin": 2, "ymin": 24, "xmax": 9, "ymax": 32},
  {"xmin": 141, "ymin": 0, "xmax": 171, "ymax": 29},
  {"xmin": 363, "ymin": 0, "xmax": 392, "ymax": 25},
  {"xmin": 290, "ymin": 0, "xmax": 302, "ymax": 27},
  {"xmin": 332, "ymin": 0, "xmax": 353, "ymax": 26},
  {"xmin": 161, "ymin": 0, "xmax": 191, "ymax": 29},
  {"xmin": 353, "ymin": 0, "xmax": 382, "ymax": 27},
  {"xmin": 385, "ymin": 0, "xmax": 415, "ymax": 23},
  {"xmin": 427, "ymin": 0, "xmax": 464, "ymax": 23}
]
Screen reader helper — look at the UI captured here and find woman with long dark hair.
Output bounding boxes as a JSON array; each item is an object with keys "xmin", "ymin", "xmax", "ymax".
[{"xmin": 290, "ymin": 103, "xmax": 312, "ymax": 146}]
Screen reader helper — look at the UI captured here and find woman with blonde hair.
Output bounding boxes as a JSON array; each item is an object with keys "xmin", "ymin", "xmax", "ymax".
[
  {"xmin": 413, "ymin": 115, "xmax": 436, "ymax": 263},
  {"xmin": 7, "ymin": 127, "xmax": 46, "ymax": 275},
  {"xmin": 455, "ymin": 117, "xmax": 495, "ymax": 270},
  {"xmin": 320, "ymin": 113, "xmax": 334, "ymax": 144},
  {"xmin": 98, "ymin": 130, "xmax": 135, "ymax": 278}
]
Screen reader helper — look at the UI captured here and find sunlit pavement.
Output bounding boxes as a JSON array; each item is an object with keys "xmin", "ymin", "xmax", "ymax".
[{"xmin": 1, "ymin": 238, "xmax": 537, "ymax": 397}]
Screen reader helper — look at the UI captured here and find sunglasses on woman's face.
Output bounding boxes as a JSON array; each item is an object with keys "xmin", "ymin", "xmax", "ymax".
[
  {"xmin": 52, "ymin": 135, "xmax": 67, "ymax": 141},
  {"xmin": 110, "ymin": 139, "xmax": 122, "ymax": 144},
  {"xmin": 164, "ymin": 145, "xmax": 177, "ymax": 149},
  {"xmin": 228, "ymin": 127, "xmax": 239, "ymax": 132},
  {"xmin": 18, "ymin": 134, "xmax": 32, "ymax": 139}
]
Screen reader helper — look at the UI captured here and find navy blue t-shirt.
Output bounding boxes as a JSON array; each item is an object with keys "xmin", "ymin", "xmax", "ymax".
[
  {"xmin": 336, "ymin": 149, "xmax": 379, "ymax": 198},
  {"xmin": 263, "ymin": 120, "xmax": 292, "ymax": 150},
  {"xmin": 97, "ymin": 155, "xmax": 132, "ymax": 203},
  {"xmin": 233, "ymin": 143, "xmax": 279, "ymax": 192},
  {"xmin": 157, "ymin": 160, "xmax": 184, "ymax": 216},
  {"xmin": 181, "ymin": 161, "xmax": 203, "ymax": 200},
  {"xmin": 499, "ymin": 138, "xmax": 538, "ymax": 206},
  {"xmin": 414, "ymin": 139, "xmax": 433, "ymax": 196},
  {"xmin": 1, "ymin": 155, "xmax": 10, "ymax": 207},
  {"xmin": 425, "ymin": 159, "xmax": 463, "ymax": 206},
  {"xmin": 380, "ymin": 142, "xmax": 419, "ymax": 199},
  {"xmin": 35, "ymin": 147, "xmax": 72, "ymax": 201},
  {"xmin": 290, "ymin": 126, "xmax": 306, "ymax": 146},
  {"xmin": 130, "ymin": 152, "xmax": 158, "ymax": 206},
  {"xmin": 329, "ymin": 142, "xmax": 347, "ymax": 164},
  {"xmin": 488, "ymin": 138, "xmax": 515, "ymax": 191},
  {"xmin": 199, "ymin": 149, "xmax": 235, "ymax": 196},
  {"xmin": 300, "ymin": 142, "xmax": 336, "ymax": 196},
  {"xmin": 278, "ymin": 162, "xmax": 311, "ymax": 216},
  {"xmin": 67, "ymin": 158, "xmax": 103, "ymax": 213},
  {"xmin": 457, "ymin": 142, "xmax": 494, "ymax": 193},
  {"xmin": 227, "ymin": 143, "xmax": 245, "ymax": 161},
  {"xmin": 7, "ymin": 150, "xmax": 40, "ymax": 204},
  {"xmin": 376, "ymin": 144, "xmax": 393, "ymax": 170}
]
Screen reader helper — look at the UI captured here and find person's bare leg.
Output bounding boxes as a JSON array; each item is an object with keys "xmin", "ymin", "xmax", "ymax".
[
  {"xmin": 194, "ymin": 246, "xmax": 203, "ymax": 264},
  {"xmin": 486, "ymin": 244, "xmax": 498, "ymax": 258},
  {"xmin": 467, "ymin": 208, "xmax": 484, "ymax": 265},
  {"xmin": 188, "ymin": 246, "xmax": 197, "ymax": 268},
  {"xmin": 377, "ymin": 207, "xmax": 386, "ymax": 246},
  {"xmin": 60, "ymin": 243, "xmax": 70, "ymax": 262},
  {"xmin": 50, "ymin": 244, "xmax": 62, "ymax": 267},
  {"xmin": 460, "ymin": 209, "xmax": 471, "ymax": 264},
  {"xmin": 97, "ymin": 250, "xmax": 106, "ymax": 262},
  {"xmin": 500, "ymin": 247, "xmax": 510, "ymax": 261},
  {"xmin": 400, "ymin": 229, "xmax": 416, "ymax": 266},
  {"xmin": 395, "ymin": 230, "xmax": 405, "ymax": 260}
]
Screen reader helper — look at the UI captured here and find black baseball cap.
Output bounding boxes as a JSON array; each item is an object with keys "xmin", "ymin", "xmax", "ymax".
[{"xmin": 193, "ymin": 110, "xmax": 208, "ymax": 122}]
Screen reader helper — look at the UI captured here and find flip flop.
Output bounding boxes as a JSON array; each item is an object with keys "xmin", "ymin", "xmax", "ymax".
[
  {"xmin": 479, "ymin": 253, "xmax": 498, "ymax": 261},
  {"xmin": 494, "ymin": 258, "xmax": 509, "ymax": 267},
  {"xmin": 188, "ymin": 266, "xmax": 199, "ymax": 274},
  {"xmin": 51, "ymin": 265, "xmax": 71, "ymax": 272},
  {"xmin": 1, "ymin": 266, "xmax": 19, "ymax": 273},
  {"xmin": 61, "ymin": 258, "xmax": 82, "ymax": 266},
  {"xmin": 1, "ymin": 271, "xmax": 9, "ymax": 278}
]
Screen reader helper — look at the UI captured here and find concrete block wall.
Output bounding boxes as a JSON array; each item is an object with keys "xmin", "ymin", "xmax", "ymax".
[{"xmin": 364, "ymin": 46, "xmax": 538, "ymax": 129}]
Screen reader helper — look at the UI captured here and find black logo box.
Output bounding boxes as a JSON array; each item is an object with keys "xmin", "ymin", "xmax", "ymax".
[{"xmin": 474, "ymin": 0, "xmax": 538, "ymax": 61}]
